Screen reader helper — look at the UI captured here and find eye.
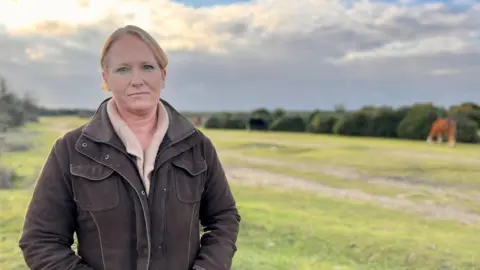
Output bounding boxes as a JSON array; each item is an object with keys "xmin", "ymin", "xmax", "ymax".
[
  {"xmin": 143, "ymin": 64, "xmax": 155, "ymax": 70},
  {"xmin": 115, "ymin": 67, "xmax": 129, "ymax": 73}
]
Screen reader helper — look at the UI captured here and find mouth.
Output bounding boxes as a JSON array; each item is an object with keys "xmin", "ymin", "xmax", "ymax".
[{"xmin": 128, "ymin": 92, "xmax": 149, "ymax": 97}]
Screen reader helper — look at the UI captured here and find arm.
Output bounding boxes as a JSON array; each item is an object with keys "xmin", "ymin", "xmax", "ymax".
[
  {"xmin": 193, "ymin": 137, "xmax": 241, "ymax": 270},
  {"xmin": 19, "ymin": 139, "xmax": 93, "ymax": 270}
]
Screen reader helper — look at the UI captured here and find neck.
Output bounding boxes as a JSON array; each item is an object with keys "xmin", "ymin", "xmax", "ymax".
[{"xmin": 115, "ymin": 102, "xmax": 158, "ymax": 136}]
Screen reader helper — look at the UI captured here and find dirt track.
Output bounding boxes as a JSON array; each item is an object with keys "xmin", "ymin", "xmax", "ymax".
[
  {"xmin": 219, "ymin": 151, "xmax": 478, "ymax": 196},
  {"xmin": 221, "ymin": 151, "xmax": 480, "ymax": 225}
]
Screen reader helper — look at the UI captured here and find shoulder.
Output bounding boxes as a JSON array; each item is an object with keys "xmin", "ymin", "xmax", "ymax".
[
  {"xmin": 50, "ymin": 123, "xmax": 87, "ymax": 161},
  {"xmin": 191, "ymin": 129, "xmax": 224, "ymax": 171},
  {"xmin": 194, "ymin": 129, "xmax": 216, "ymax": 151}
]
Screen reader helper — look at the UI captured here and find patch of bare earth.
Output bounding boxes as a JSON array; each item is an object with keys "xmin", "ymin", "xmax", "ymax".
[
  {"xmin": 375, "ymin": 149, "xmax": 480, "ymax": 165},
  {"xmin": 225, "ymin": 165, "xmax": 480, "ymax": 225},
  {"xmin": 220, "ymin": 151, "xmax": 480, "ymax": 225},
  {"xmin": 219, "ymin": 151, "xmax": 477, "ymax": 196}
]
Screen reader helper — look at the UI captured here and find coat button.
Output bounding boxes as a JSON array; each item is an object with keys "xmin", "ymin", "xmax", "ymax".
[
  {"xmin": 141, "ymin": 190, "xmax": 146, "ymax": 195},
  {"xmin": 81, "ymin": 143, "xmax": 88, "ymax": 148},
  {"xmin": 105, "ymin": 154, "xmax": 110, "ymax": 160}
]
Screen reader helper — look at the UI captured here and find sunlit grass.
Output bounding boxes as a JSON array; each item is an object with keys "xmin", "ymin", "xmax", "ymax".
[{"xmin": 1, "ymin": 119, "xmax": 479, "ymax": 269}]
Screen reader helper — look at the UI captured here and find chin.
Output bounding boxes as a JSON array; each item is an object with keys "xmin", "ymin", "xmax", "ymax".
[{"xmin": 127, "ymin": 99, "xmax": 157, "ymax": 114}]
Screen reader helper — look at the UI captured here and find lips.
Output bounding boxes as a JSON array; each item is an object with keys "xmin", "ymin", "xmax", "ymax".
[{"xmin": 128, "ymin": 92, "xmax": 149, "ymax": 96}]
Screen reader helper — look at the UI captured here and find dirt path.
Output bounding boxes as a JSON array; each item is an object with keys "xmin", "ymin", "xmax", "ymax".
[
  {"xmin": 214, "ymin": 137, "xmax": 480, "ymax": 164},
  {"xmin": 224, "ymin": 165, "xmax": 480, "ymax": 225},
  {"xmin": 219, "ymin": 151, "xmax": 480, "ymax": 202},
  {"xmin": 378, "ymin": 149, "xmax": 480, "ymax": 165}
]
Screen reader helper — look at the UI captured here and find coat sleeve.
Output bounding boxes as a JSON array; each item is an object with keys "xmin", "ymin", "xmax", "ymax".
[
  {"xmin": 193, "ymin": 136, "xmax": 241, "ymax": 270},
  {"xmin": 18, "ymin": 138, "xmax": 94, "ymax": 270}
]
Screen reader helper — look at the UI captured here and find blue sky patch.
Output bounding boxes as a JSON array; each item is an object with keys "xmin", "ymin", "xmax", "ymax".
[{"xmin": 173, "ymin": 0, "xmax": 251, "ymax": 8}]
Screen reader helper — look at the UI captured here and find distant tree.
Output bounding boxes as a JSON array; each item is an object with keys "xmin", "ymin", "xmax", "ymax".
[
  {"xmin": 307, "ymin": 114, "xmax": 337, "ymax": 134},
  {"xmin": 269, "ymin": 115, "xmax": 306, "ymax": 132},
  {"xmin": 396, "ymin": 103, "xmax": 448, "ymax": 140},
  {"xmin": 334, "ymin": 103, "xmax": 346, "ymax": 113},
  {"xmin": 333, "ymin": 111, "xmax": 373, "ymax": 136},
  {"xmin": 0, "ymin": 75, "xmax": 40, "ymax": 130},
  {"xmin": 307, "ymin": 109, "xmax": 321, "ymax": 123},
  {"xmin": 272, "ymin": 108, "xmax": 286, "ymax": 121}
]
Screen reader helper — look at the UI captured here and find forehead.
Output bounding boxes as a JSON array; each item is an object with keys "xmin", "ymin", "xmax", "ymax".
[{"xmin": 107, "ymin": 34, "xmax": 156, "ymax": 65}]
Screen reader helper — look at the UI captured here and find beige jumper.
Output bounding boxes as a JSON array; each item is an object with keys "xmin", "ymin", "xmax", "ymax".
[{"xmin": 106, "ymin": 99, "xmax": 169, "ymax": 195}]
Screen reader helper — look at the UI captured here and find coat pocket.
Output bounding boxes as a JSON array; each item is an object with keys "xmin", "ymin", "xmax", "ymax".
[
  {"xmin": 70, "ymin": 164, "xmax": 120, "ymax": 211},
  {"xmin": 172, "ymin": 158, "xmax": 207, "ymax": 204}
]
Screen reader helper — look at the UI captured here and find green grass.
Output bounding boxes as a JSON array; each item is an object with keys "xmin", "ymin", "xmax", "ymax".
[
  {"xmin": 206, "ymin": 129, "xmax": 480, "ymax": 190},
  {"xmin": 231, "ymin": 185, "xmax": 480, "ymax": 270},
  {"xmin": 221, "ymin": 156, "xmax": 406, "ymax": 197},
  {"xmin": 1, "ymin": 118, "xmax": 480, "ymax": 269},
  {"xmin": 0, "ymin": 189, "xmax": 33, "ymax": 270},
  {"xmin": 3, "ymin": 184, "xmax": 480, "ymax": 270},
  {"xmin": 221, "ymin": 156, "xmax": 480, "ymax": 219},
  {"xmin": 0, "ymin": 116, "xmax": 89, "ymax": 188},
  {"xmin": 203, "ymin": 128, "xmax": 480, "ymax": 157}
]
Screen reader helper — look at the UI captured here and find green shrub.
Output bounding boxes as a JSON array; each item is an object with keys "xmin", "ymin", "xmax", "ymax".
[
  {"xmin": 454, "ymin": 116, "xmax": 479, "ymax": 143},
  {"xmin": 269, "ymin": 115, "xmax": 306, "ymax": 132},
  {"xmin": 333, "ymin": 111, "xmax": 373, "ymax": 136},
  {"xmin": 204, "ymin": 113, "xmax": 246, "ymax": 130},
  {"xmin": 307, "ymin": 114, "xmax": 337, "ymax": 134},
  {"xmin": 204, "ymin": 113, "xmax": 231, "ymax": 129},
  {"xmin": 396, "ymin": 103, "xmax": 447, "ymax": 140},
  {"xmin": 369, "ymin": 107, "xmax": 407, "ymax": 138}
]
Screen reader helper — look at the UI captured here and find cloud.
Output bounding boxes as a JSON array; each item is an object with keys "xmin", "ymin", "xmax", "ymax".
[
  {"xmin": 429, "ymin": 68, "xmax": 463, "ymax": 76},
  {"xmin": 0, "ymin": 0, "xmax": 479, "ymax": 111}
]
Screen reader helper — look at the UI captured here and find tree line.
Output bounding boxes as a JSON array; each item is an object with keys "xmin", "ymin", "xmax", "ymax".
[
  {"xmin": 0, "ymin": 76, "xmax": 100, "ymax": 132},
  {"xmin": 0, "ymin": 77, "xmax": 40, "ymax": 132},
  {"xmin": 203, "ymin": 102, "xmax": 480, "ymax": 144},
  {"xmin": 1, "ymin": 75, "xmax": 479, "ymax": 144}
]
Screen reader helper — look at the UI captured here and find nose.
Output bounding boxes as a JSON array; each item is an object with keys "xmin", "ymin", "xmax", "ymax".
[{"xmin": 130, "ymin": 68, "xmax": 144, "ymax": 87}]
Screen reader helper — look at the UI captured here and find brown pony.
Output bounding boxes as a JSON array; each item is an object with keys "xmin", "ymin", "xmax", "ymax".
[{"xmin": 426, "ymin": 117, "xmax": 456, "ymax": 147}]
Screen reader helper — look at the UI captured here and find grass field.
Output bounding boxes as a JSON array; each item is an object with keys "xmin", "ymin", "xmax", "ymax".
[{"xmin": 1, "ymin": 116, "xmax": 480, "ymax": 269}]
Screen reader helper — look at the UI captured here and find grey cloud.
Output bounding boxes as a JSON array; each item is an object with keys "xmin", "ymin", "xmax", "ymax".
[
  {"xmin": 1, "ymin": 1, "xmax": 480, "ymax": 112},
  {"xmin": 216, "ymin": 21, "xmax": 249, "ymax": 37}
]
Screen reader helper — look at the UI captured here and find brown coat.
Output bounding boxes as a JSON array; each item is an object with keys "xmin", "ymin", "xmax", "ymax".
[{"xmin": 19, "ymin": 98, "xmax": 241, "ymax": 270}]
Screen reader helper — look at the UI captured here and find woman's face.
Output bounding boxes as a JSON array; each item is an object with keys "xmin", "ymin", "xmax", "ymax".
[{"xmin": 102, "ymin": 34, "xmax": 165, "ymax": 115}]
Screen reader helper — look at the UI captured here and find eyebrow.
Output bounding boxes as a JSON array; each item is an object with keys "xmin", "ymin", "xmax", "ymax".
[{"xmin": 116, "ymin": 61, "xmax": 156, "ymax": 66}]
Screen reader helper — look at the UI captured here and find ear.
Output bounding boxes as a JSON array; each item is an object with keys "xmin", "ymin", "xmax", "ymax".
[
  {"xmin": 101, "ymin": 70, "xmax": 109, "ymax": 91},
  {"xmin": 163, "ymin": 69, "xmax": 167, "ymax": 78},
  {"xmin": 102, "ymin": 70, "xmax": 107, "ymax": 83}
]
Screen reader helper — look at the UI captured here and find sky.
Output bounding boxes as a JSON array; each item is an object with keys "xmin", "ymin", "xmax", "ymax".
[{"xmin": 0, "ymin": 0, "xmax": 479, "ymax": 111}]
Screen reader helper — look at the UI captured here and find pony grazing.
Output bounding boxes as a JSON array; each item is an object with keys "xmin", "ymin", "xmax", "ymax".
[{"xmin": 426, "ymin": 118, "xmax": 456, "ymax": 147}]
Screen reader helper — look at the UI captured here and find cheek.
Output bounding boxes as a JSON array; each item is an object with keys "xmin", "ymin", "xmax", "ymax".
[
  {"xmin": 108, "ymin": 73, "xmax": 131, "ymax": 89},
  {"xmin": 145, "ymin": 73, "xmax": 165, "ymax": 90}
]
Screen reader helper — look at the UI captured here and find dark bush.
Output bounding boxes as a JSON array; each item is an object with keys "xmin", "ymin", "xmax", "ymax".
[
  {"xmin": 369, "ymin": 107, "xmax": 407, "ymax": 138},
  {"xmin": 269, "ymin": 115, "xmax": 306, "ymax": 132},
  {"xmin": 271, "ymin": 108, "xmax": 286, "ymax": 121},
  {"xmin": 307, "ymin": 114, "xmax": 337, "ymax": 134},
  {"xmin": 204, "ymin": 113, "xmax": 230, "ymax": 129},
  {"xmin": 247, "ymin": 117, "xmax": 269, "ymax": 131},
  {"xmin": 204, "ymin": 113, "xmax": 246, "ymax": 130},
  {"xmin": 449, "ymin": 104, "xmax": 480, "ymax": 127},
  {"xmin": 307, "ymin": 110, "xmax": 321, "ymax": 123},
  {"xmin": 333, "ymin": 111, "xmax": 373, "ymax": 136},
  {"xmin": 454, "ymin": 115, "xmax": 479, "ymax": 143},
  {"xmin": 396, "ymin": 103, "xmax": 448, "ymax": 140},
  {"xmin": 224, "ymin": 116, "xmax": 246, "ymax": 130}
]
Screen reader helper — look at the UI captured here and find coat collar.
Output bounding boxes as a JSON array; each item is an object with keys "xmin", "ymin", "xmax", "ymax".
[{"xmin": 80, "ymin": 97, "xmax": 197, "ymax": 153}]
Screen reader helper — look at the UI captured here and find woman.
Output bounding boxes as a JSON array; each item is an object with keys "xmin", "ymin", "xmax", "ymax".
[{"xmin": 19, "ymin": 25, "xmax": 241, "ymax": 270}]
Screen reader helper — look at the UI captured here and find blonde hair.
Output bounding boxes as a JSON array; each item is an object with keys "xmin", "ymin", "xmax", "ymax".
[{"xmin": 100, "ymin": 25, "xmax": 168, "ymax": 90}]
